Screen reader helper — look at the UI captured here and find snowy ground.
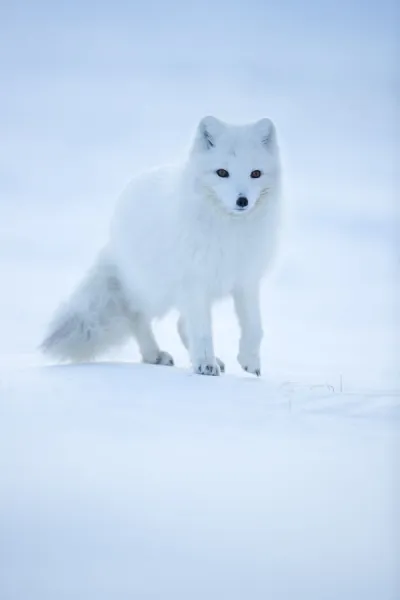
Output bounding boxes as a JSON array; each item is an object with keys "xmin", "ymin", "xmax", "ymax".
[
  {"xmin": 0, "ymin": 1, "xmax": 399, "ymax": 599},
  {"xmin": 1, "ymin": 364, "xmax": 399, "ymax": 599}
]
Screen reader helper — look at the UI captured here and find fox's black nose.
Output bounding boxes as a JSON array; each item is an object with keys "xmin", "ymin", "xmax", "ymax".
[{"xmin": 236, "ymin": 196, "xmax": 248, "ymax": 208}]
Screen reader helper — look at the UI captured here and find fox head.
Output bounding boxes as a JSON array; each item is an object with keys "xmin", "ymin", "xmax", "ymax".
[{"xmin": 189, "ymin": 116, "xmax": 280, "ymax": 216}]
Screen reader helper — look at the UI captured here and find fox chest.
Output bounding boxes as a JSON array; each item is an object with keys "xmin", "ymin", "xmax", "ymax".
[{"xmin": 182, "ymin": 226, "xmax": 268, "ymax": 296}]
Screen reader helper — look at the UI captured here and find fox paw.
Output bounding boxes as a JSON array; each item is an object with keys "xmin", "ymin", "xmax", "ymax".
[
  {"xmin": 194, "ymin": 360, "xmax": 221, "ymax": 376},
  {"xmin": 238, "ymin": 352, "xmax": 261, "ymax": 377},
  {"xmin": 144, "ymin": 351, "xmax": 174, "ymax": 366},
  {"xmin": 216, "ymin": 357, "xmax": 225, "ymax": 373}
]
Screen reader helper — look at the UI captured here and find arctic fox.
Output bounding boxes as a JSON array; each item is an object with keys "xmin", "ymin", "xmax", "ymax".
[{"xmin": 41, "ymin": 116, "xmax": 281, "ymax": 376}]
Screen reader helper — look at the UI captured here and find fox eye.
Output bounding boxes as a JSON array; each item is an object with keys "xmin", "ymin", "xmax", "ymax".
[
  {"xmin": 250, "ymin": 170, "xmax": 262, "ymax": 178},
  {"xmin": 216, "ymin": 169, "xmax": 229, "ymax": 178}
]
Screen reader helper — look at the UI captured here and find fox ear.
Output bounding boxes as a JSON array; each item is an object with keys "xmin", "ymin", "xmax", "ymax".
[
  {"xmin": 194, "ymin": 116, "xmax": 225, "ymax": 151},
  {"xmin": 254, "ymin": 118, "xmax": 276, "ymax": 148}
]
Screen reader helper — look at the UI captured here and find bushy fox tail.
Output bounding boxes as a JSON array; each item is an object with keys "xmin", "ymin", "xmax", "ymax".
[{"xmin": 40, "ymin": 251, "xmax": 131, "ymax": 362}]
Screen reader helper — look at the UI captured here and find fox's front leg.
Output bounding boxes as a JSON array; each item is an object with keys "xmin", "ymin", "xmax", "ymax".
[
  {"xmin": 233, "ymin": 282, "xmax": 263, "ymax": 376},
  {"xmin": 180, "ymin": 292, "xmax": 220, "ymax": 376},
  {"xmin": 177, "ymin": 315, "xmax": 225, "ymax": 373}
]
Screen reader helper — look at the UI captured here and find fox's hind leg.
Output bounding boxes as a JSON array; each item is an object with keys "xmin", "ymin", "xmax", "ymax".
[
  {"xmin": 177, "ymin": 315, "xmax": 225, "ymax": 373},
  {"xmin": 130, "ymin": 312, "xmax": 174, "ymax": 366}
]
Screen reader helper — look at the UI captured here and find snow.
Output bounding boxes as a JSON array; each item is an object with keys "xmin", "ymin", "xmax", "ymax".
[
  {"xmin": 0, "ymin": 1, "xmax": 399, "ymax": 599},
  {"xmin": 1, "ymin": 365, "xmax": 399, "ymax": 599}
]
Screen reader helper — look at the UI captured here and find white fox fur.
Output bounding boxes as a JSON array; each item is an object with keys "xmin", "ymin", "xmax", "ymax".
[{"xmin": 41, "ymin": 116, "xmax": 281, "ymax": 376}]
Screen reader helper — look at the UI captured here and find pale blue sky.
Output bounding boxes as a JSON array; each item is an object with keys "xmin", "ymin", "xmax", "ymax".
[{"xmin": 1, "ymin": 1, "xmax": 395, "ymax": 81}]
